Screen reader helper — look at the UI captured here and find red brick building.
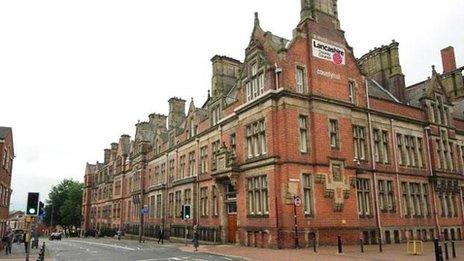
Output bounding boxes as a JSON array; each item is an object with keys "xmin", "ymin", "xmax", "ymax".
[
  {"xmin": 0, "ymin": 127, "xmax": 14, "ymax": 237},
  {"xmin": 82, "ymin": 1, "xmax": 464, "ymax": 248}
]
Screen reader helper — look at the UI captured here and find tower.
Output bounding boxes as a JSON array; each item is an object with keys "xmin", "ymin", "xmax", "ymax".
[{"xmin": 300, "ymin": 0, "xmax": 340, "ymax": 29}]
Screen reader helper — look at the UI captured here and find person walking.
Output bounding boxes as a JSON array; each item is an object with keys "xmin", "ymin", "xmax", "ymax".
[
  {"xmin": 192, "ymin": 225, "xmax": 199, "ymax": 252},
  {"xmin": 117, "ymin": 229, "xmax": 122, "ymax": 241},
  {"xmin": 157, "ymin": 228, "xmax": 164, "ymax": 244},
  {"xmin": 3, "ymin": 229, "xmax": 13, "ymax": 255}
]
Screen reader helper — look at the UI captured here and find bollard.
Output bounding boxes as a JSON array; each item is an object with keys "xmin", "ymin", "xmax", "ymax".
[
  {"xmin": 313, "ymin": 237, "xmax": 317, "ymax": 253},
  {"xmin": 337, "ymin": 235, "xmax": 343, "ymax": 254},
  {"xmin": 444, "ymin": 242, "xmax": 449, "ymax": 260},
  {"xmin": 451, "ymin": 241, "xmax": 456, "ymax": 258},
  {"xmin": 360, "ymin": 238, "xmax": 364, "ymax": 253},
  {"xmin": 439, "ymin": 245, "xmax": 444, "ymax": 261}
]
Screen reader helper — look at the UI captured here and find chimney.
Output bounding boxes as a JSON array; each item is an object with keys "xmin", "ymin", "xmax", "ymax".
[
  {"xmin": 119, "ymin": 134, "xmax": 131, "ymax": 156},
  {"xmin": 110, "ymin": 143, "xmax": 118, "ymax": 161},
  {"xmin": 168, "ymin": 97, "xmax": 186, "ymax": 129},
  {"xmin": 441, "ymin": 46, "xmax": 457, "ymax": 74},
  {"xmin": 103, "ymin": 149, "xmax": 111, "ymax": 164},
  {"xmin": 149, "ymin": 113, "xmax": 167, "ymax": 131}
]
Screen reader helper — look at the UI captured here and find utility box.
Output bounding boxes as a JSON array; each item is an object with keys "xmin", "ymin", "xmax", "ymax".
[{"xmin": 407, "ymin": 240, "xmax": 423, "ymax": 255}]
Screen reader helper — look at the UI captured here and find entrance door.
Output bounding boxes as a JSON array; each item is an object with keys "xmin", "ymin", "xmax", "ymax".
[{"xmin": 227, "ymin": 202, "xmax": 237, "ymax": 243}]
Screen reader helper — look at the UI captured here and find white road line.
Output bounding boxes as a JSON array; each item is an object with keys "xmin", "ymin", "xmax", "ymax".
[
  {"xmin": 65, "ymin": 240, "xmax": 136, "ymax": 251},
  {"xmin": 221, "ymin": 258, "xmax": 233, "ymax": 261}
]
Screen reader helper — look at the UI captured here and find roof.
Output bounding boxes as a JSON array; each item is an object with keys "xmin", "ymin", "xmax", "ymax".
[
  {"xmin": 367, "ymin": 79, "xmax": 399, "ymax": 103},
  {"xmin": 0, "ymin": 127, "xmax": 12, "ymax": 139},
  {"xmin": 405, "ymin": 81, "xmax": 428, "ymax": 107}
]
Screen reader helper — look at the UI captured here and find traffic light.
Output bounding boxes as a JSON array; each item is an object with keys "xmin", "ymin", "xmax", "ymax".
[
  {"xmin": 182, "ymin": 205, "xmax": 191, "ymax": 220},
  {"xmin": 38, "ymin": 201, "xmax": 45, "ymax": 216},
  {"xmin": 26, "ymin": 192, "xmax": 39, "ymax": 216}
]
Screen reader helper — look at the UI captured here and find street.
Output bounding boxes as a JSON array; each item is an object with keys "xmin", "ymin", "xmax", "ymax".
[{"xmin": 45, "ymin": 238, "xmax": 241, "ymax": 261}]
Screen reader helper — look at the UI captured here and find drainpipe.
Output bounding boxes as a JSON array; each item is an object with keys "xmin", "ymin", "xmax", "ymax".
[
  {"xmin": 425, "ymin": 126, "xmax": 440, "ymax": 238},
  {"xmin": 365, "ymin": 78, "xmax": 383, "ymax": 251}
]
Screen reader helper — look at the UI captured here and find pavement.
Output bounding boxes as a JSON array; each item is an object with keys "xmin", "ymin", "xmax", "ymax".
[
  {"xmin": 1, "ymin": 237, "xmax": 463, "ymax": 260},
  {"xmin": 185, "ymin": 240, "xmax": 464, "ymax": 261},
  {"xmin": 0, "ymin": 240, "xmax": 45, "ymax": 260}
]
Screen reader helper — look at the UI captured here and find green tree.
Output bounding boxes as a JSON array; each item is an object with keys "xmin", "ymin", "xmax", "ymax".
[{"xmin": 44, "ymin": 179, "xmax": 84, "ymax": 230}]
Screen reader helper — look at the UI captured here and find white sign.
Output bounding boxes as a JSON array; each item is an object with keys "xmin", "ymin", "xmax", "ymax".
[
  {"xmin": 316, "ymin": 69, "xmax": 341, "ymax": 80},
  {"xmin": 293, "ymin": 196, "xmax": 302, "ymax": 207},
  {"xmin": 312, "ymin": 39, "xmax": 345, "ymax": 65}
]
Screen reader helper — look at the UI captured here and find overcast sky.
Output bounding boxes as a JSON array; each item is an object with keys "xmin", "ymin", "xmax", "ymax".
[{"xmin": 1, "ymin": 0, "xmax": 463, "ymax": 211}]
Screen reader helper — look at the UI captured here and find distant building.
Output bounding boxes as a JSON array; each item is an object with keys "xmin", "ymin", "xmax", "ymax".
[
  {"xmin": 82, "ymin": 1, "xmax": 464, "ymax": 248},
  {"xmin": 8, "ymin": 211, "xmax": 25, "ymax": 230},
  {"xmin": 0, "ymin": 127, "xmax": 14, "ymax": 237}
]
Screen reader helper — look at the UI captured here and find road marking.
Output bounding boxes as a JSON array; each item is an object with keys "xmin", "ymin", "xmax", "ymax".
[
  {"xmin": 66, "ymin": 240, "xmax": 136, "ymax": 251},
  {"xmin": 221, "ymin": 258, "xmax": 233, "ymax": 261}
]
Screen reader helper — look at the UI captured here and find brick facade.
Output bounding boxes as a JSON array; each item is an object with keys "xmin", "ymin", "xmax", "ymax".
[
  {"xmin": 0, "ymin": 127, "xmax": 14, "ymax": 237},
  {"xmin": 82, "ymin": 1, "xmax": 464, "ymax": 248}
]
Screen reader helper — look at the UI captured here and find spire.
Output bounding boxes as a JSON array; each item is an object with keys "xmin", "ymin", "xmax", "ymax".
[{"xmin": 254, "ymin": 12, "xmax": 260, "ymax": 27}]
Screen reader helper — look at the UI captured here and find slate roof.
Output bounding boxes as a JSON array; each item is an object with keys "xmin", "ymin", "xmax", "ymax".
[
  {"xmin": 367, "ymin": 79, "xmax": 399, "ymax": 103},
  {"xmin": 0, "ymin": 127, "xmax": 12, "ymax": 139}
]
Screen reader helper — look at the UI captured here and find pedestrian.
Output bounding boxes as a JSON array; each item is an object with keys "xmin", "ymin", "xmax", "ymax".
[
  {"xmin": 3, "ymin": 229, "xmax": 13, "ymax": 255},
  {"xmin": 192, "ymin": 225, "xmax": 199, "ymax": 252},
  {"xmin": 157, "ymin": 228, "xmax": 164, "ymax": 244},
  {"xmin": 117, "ymin": 229, "xmax": 122, "ymax": 241}
]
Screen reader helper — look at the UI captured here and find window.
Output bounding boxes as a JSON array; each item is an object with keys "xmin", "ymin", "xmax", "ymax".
[
  {"xmin": 246, "ymin": 63, "xmax": 265, "ymax": 102},
  {"xmin": 379, "ymin": 130, "xmax": 390, "ymax": 164},
  {"xmin": 212, "ymin": 186, "xmax": 219, "ymax": 216},
  {"xmin": 184, "ymin": 189, "xmax": 192, "ymax": 205},
  {"xmin": 161, "ymin": 163, "xmax": 166, "ymax": 184},
  {"xmin": 329, "ymin": 119, "xmax": 339, "ymax": 149},
  {"xmin": 189, "ymin": 119, "xmax": 197, "ymax": 138},
  {"xmin": 246, "ymin": 175, "xmax": 269, "ymax": 215},
  {"xmin": 299, "ymin": 116, "xmax": 308, "ymax": 153},
  {"xmin": 296, "ymin": 67, "xmax": 305, "ymax": 93},
  {"xmin": 179, "ymin": 155, "xmax": 186, "ymax": 179},
  {"xmin": 401, "ymin": 182, "xmax": 411, "ymax": 216},
  {"xmin": 356, "ymin": 178, "xmax": 371, "ymax": 217},
  {"xmin": 331, "ymin": 162, "xmax": 343, "ymax": 182},
  {"xmin": 348, "ymin": 81, "xmax": 356, "ymax": 104},
  {"xmin": 230, "ymin": 133, "xmax": 237, "ymax": 156},
  {"xmin": 175, "ymin": 191, "xmax": 182, "ymax": 217},
  {"xmin": 168, "ymin": 193, "xmax": 174, "ymax": 218},
  {"xmin": 410, "ymin": 183, "xmax": 422, "ymax": 217},
  {"xmin": 211, "ymin": 140, "xmax": 220, "ymax": 170},
  {"xmin": 169, "ymin": 159, "xmax": 175, "ymax": 180},
  {"xmin": 422, "ymin": 184, "xmax": 430, "ymax": 216},
  {"xmin": 246, "ymin": 119, "xmax": 267, "ymax": 159},
  {"xmin": 378, "ymin": 180, "xmax": 395, "ymax": 212},
  {"xmin": 374, "ymin": 129, "xmax": 381, "ymax": 163},
  {"xmin": 149, "ymin": 195, "xmax": 156, "ymax": 218},
  {"xmin": 188, "ymin": 151, "xmax": 196, "ymax": 176},
  {"xmin": 154, "ymin": 166, "xmax": 160, "ymax": 185},
  {"xmin": 212, "ymin": 106, "xmax": 221, "ymax": 126},
  {"xmin": 302, "ymin": 174, "xmax": 313, "ymax": 215},
  {"xmin": 353, "ymin": 125, "xmax": 367, "ymax": 160},
  {"xmin": 397, "ymin": 134, "xmax": 422, "ymax": 168},
  {"xmin": 200, "ymin": 187, "xmax": 208, "ymax": 216},
  {"xmin": 200, "ymin": 146, "xmax": 208, "ymax": 174},
  {"xmin": 156, "ymin": 194, "xmax": 162, "ymax": 218},
  {"xmin": 114, "ymin": 181, "xmax": 121, "ymax": 196}
]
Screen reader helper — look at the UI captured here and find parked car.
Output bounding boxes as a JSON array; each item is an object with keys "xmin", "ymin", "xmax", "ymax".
[{"xmin": 49, "ymin": 232, "xmax": 62, "ymax": 241}]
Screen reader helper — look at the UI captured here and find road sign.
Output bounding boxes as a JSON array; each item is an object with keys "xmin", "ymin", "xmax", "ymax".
[
  {"xmin": 293, "ymin": 196, "xmax": 301, "ymax": 207},
  {"xmin": 142, "ymin": 206, "xmax": 149, "ymax": 215}
]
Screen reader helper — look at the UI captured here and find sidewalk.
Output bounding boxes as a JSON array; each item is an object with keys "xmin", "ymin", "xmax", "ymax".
[
  {"xmin": 178, "ymin": 241, "xmax": 464, "ymax": 261},
  {"xmin": 0, "ymin": 240, "xmax": 47, "ymax": 261}
]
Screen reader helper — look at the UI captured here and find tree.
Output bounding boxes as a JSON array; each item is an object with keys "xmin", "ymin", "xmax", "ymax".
[{"xmin": 44, "ymin": 179, "xmax": 84, "ymax": 230}]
